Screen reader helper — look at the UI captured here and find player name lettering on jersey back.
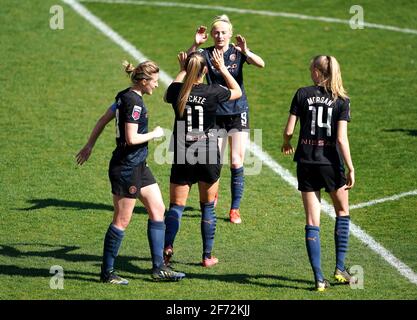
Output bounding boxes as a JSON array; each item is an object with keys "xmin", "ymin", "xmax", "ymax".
[
  {"xmin": 307, "ymin": 96, "xmax": 333, "ymax": 107},
  {"xmin": 188, "ymin": 95, "xmax": 207, "ymax": 105}
]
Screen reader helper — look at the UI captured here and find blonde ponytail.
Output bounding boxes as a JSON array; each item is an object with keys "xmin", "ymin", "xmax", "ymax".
[
  {"xmin": 328, "ymin": 56, "xmax": 348, "ymax": 101},
  {"xmin": 177, "ymin": 53, "xmax": 207, "ymax": 117},
  {"xmin": 311, "ymin": 55, "xmax": 348, "ymax": 101}
]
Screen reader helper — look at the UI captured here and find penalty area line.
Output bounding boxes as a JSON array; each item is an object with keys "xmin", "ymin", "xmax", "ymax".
[{"xmin": 350, "ymin": 189, "xmax": 417, "ymax": 210}]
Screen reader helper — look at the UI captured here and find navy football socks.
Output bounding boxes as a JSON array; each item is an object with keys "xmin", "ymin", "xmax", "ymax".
[
  {"xmin": 231, "ymin": 167, "xmax": 244, "ymax": 209},
  {"xmin": 200, "ymin": 201, "xmax": 217, "ymax": 260},
  {"xmin": 164, "ymin": 204, "xmax": 185, "ymax": 248},
  {"xmin": 335, "ymin": 216, "xmax": 350, "ymax": 271},
  {"xmin": 147, "ymin": 219, "xmax": 165, "ymax": 270},
  {"xmin": 305, "ymin": 225, "xmax": 324, "ymax": 282},
  {"xmin": 102, "ymin": 223, "xmax": 125, "ymax": 274}
]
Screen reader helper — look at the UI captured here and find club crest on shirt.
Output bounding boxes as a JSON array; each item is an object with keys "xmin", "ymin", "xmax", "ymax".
[
  {"xmin": 229, "ymin": 53, "xmax": 236, "ymax": 62},
  {"xmin": 132, "ymin": 105, "xmax": 142, "ymax": 121}
]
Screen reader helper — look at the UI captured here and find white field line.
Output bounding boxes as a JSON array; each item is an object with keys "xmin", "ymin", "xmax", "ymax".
[
  {"xmin": 61, "ymin": 0, "xmax": 172, "ymax": 84},
  {"xmin": 63, "ymin": 0, "xmax": 417, "ymax": 286},
  {"xmin": 351, "ymin": 190, "xmax": 417, "ymax": 210},
  {"xmin": 78, "ymin": 0, "xmax": 417, "ymax": 36}
]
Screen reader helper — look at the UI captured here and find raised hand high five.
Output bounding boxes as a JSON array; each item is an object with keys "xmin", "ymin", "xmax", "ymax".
[
  {"xmin": 234, "ymin": 34, "xmax": 248, "ymax": 54},
  {"xmin": 195, "ymin": 25, "xmax": 208, "ymax": 46}
]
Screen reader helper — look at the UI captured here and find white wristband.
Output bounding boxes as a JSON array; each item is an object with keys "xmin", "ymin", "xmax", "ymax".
[{"xmin": 245, "ymin": 50, "xmax": 254, "ymax": 59}]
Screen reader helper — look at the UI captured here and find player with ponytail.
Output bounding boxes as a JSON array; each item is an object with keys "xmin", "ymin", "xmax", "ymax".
[
  {"xmin": 163, "ymin": 50, "xmax": 242, "ymax": 267},
  {"xmin": 282, "ymin": 55, "xmax": 355, "ymax": 291}
]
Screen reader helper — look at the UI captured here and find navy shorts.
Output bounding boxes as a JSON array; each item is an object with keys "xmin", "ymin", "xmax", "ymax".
[
  {"xmin": 297, "ymin": 163, "xmax": 346, "ymax": 193},
  {"xmin": 216, "ymin": 111, "xmax": 250, "ymax": 133},
  {"xmin": 170, "ymin": 163, "xmax": 222, "ymax": 185},
  {"xmin": 170, "ymin": 147, "xmax": 222, "ymax": 185},
  {"xmin": 109, "ymin": 161, "xmax": 156, "ymax": 198}
]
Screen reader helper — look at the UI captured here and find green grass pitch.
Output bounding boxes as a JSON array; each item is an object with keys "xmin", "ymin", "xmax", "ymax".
[{"xmin": 0, "ymin": 0, "xmax": 416, "ymax": 300}]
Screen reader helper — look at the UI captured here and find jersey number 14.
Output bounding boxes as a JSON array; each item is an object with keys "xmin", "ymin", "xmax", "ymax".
[{"xmin": 309, "ymin": 106, "xmax": 333, "ymax": 137}]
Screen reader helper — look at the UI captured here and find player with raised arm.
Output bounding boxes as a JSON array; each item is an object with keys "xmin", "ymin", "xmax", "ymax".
[
  {"xmin": 187, "ymin": 15, "xmax": 265, "ymax": 224},
  {"xmin": 163, "ymin": 49, "xmax": 242, "ymax": 267}
]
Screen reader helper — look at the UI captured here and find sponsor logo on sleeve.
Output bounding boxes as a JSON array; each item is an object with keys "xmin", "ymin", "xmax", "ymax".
[{"xmin": 132, "ymin": 105, "xmax": 142, "ymax": 121}]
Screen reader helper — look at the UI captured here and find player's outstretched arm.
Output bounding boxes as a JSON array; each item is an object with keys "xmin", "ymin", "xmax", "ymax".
[
  {"xmin": 164, "ymin": 52, "xmax": 187, "ymax": 103},
  {"xmin": 76, "ymin": 106, "xmax": 115, "ymax": 165},
  {"xmin": 234, "ymin": 34, "xmax": 265, "ymax": 68},
  {"xmin": 173, "ymin": 51, "xmax": 187, "ymax": 83},
  {"xmin": 187, "ymin": 26, "xmax": 208, "ymax": 55}
]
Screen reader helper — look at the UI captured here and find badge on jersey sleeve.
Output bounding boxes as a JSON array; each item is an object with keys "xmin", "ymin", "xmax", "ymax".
[{"xmin": 132, "ymin": 105, "xmax": 142, "ymax": 121}]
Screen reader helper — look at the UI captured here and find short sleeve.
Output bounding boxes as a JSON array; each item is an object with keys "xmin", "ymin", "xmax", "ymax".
[
  {"xmin": 110, "ymin": 102, "xmax": 117, "ymax": 113},
  {"xmin": 213, "ymin": 84, "xmax": 231, "ymax": 103},
  {"xmin": 123, "ymin": 95, "xmax": 143, "ymax": 123},
  {"xmin": 165, "ymin": 82, "xmax": 182, "ymax": 104},
  {"xmin": 338, "ymin": 98, "xmax": 351, "ymax": 122},
  {"xmin": 289, "ymin": 89, "xmax": 302, "ymax": 116}
]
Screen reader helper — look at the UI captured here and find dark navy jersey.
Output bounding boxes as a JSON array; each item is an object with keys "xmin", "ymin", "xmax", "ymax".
[
  {"xmin": 166, "ymin": 82, "xmax": 231, "ymax": 162},
  {"xmin": 290, "ymin": 85, "xmax": 350, "ymax": 165},
  {"xmin": 111, "ymin": 88, "xmax": 149, "ymax": 166},
  {"xmin": 198, "ymin": 45, "xmax": 248, "ymax": 115}
]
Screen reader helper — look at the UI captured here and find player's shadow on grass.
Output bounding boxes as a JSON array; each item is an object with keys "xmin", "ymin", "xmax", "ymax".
[
  {"xmin": 383, "ymin": 128, "xmax": 417, "ymax": 137},
  {"xmin": 0, "ymin": 244, "xmax": 311, "ymax": 290},
  {"xmin": 0, "ymin": 243, "xmax": 151, "ymax": 283},
  {"xmin": 164, "ymin": 260, "xmax": 312, "ymax": 290},
  {"xmin": 187, "ymin": 272, "xmax": 312, "ymax": 290},
  {"xmin": 0, "ymin": 265, "xmax": 99, "ymax": 283},
  {"xmin": 18, "ymin": 198, "xmax": 148, "ymax": 215},
  {"xmin": 18, "ymin": 198, "xmax": 198, "ymax": 215},
  {"xmin": 141, "ymin": 268, "xmax": 311, "ymax": 290}
]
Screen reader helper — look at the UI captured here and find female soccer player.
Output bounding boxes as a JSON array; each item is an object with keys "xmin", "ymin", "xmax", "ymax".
[
  {"xmin": 187, "ymin": 15, "xmax": 265, "ymax": 224},
  {"xmin": 163, "ymin": 50, "xmax": 242, "ymax": 267},
  {"xmin": 78, "ymin": 60, "xmax": 185, "ymax": 284},
  {"xmin": 281, "ymin": 55, "xmax": 355, "ymax": 291}
]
